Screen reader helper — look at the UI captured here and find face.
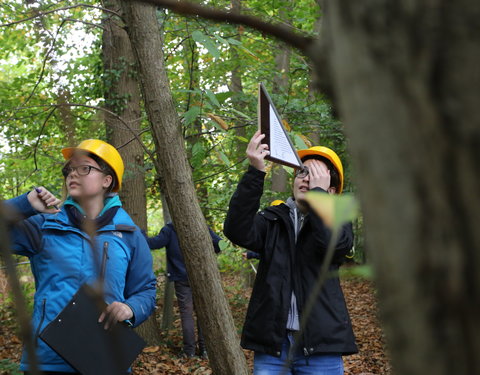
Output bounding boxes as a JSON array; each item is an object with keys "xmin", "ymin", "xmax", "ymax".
[
  {"xmin": 63, "ymin": 154, "xmax": 113, "ymax": 200},
  {"xmin": 293, "ymin": 159, "xmax": 334, "ymax": 203}
]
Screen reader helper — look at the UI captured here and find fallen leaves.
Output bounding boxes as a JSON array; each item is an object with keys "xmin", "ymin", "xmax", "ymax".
[{"xmin": 0, "ymin": 271, "xmax": 390, "ymax": 374}]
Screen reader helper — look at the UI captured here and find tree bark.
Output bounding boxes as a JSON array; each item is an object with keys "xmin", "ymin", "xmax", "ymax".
[
  {"xmin": 120, "ymin": 2, "xmax": 249, "ymax": 373},
  {"xmin": 270, "ymin": 4, "xmax": 292, "ymax": 194},
  {"xmin": 160, "ymin": 193, "xmax": 175, "ymax": 331},
  {"xmin": 320, "ymin": 1, "xmax": 480, "ymax": 374},
  {"xmin": 102, "ymin": 0, "xmax": 160, "ymax": 345},
  {"xmin": 228, "ymin": 0, "xmax": 248, "ymax": 158}
]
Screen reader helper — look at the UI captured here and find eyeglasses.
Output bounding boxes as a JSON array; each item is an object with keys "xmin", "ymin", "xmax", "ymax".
[
  {"xmin": 295, "ymin": 166, "xmax": 309, "ymax": 179},
  {"xmin": 62, "ymin": 165, "xmax": 104, "ymax": 178}
]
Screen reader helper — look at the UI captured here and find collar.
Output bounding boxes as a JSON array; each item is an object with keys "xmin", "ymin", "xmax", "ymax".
[{"xmin": 63, "ymin": 193, "xmax": 122, "ymax": 217}]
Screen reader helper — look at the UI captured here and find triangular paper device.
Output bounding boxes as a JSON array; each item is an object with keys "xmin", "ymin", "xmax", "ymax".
[{"xmin": 258, "ymin": 83, "xmax": 303, "ymax": 169}]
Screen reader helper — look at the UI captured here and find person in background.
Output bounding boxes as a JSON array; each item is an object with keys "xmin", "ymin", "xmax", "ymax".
[
  {"xmin": 144, "ymin": 222, "xmax": 221, "ymax": 358},
  {"xmin": 5, "ymin": 139, "xmax": 157, "ymax": 374},
  {"xmin": 224, "ymin": 131, "xmax": 357, "ymax": 375}
]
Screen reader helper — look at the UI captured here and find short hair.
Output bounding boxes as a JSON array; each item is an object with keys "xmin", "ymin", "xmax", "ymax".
[{"xmin": 301, "ymin": 155, "xmax": 340, "ymax": 191}]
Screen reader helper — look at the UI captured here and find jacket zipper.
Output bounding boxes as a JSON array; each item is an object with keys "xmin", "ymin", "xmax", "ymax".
[
  {"xmin": 294, "ymin": 215, "xmax": 312, "ymax": 364},
  {"xmin": 34, "ymin": 298, "xmax": 47, "ymax": 344},
  {"xmin": 100, "ymin": 241, "xmax": 109, "ymax": 282}
]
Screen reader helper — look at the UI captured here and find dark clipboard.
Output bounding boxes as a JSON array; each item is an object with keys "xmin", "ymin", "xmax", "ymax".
[
  {"xmin": 39, "ymin": 284, "xmax": 146, "ymax": 375},
  {"xmin": 258, "ymin": 83, "xmax": 303, "ymax": 169}
]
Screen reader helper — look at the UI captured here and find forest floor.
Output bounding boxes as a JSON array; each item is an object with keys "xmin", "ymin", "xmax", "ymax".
[{"xmin": 0, "ymin": 269, "xmax": 391, "ymax": 374}]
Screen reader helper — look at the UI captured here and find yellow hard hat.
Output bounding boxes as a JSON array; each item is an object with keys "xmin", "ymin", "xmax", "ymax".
[
  {"xmin": 297, "ymin": 146, "xmax": 344, "ymax": 193},
  {"xmin": 61, "ymin": 139, "xmax": 124, "ymax": 192},
  {"xmin": 271, "ymin": 199, "xmax": 285, "ymax": 206}
]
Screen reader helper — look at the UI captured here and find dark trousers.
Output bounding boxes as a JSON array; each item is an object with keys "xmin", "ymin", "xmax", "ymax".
[{"xmin": 174, "ymin": 280, "xmax": 205, "ymax": 356}]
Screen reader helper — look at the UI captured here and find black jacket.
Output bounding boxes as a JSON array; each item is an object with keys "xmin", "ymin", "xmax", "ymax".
[{"xmin": 224, "ymin": 166, "xmax": 358, "ymax": 357}]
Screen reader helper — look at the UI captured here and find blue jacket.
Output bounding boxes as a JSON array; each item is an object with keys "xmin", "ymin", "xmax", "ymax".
[
  {"xmin": 6, "ymin": 193, "xmax": 157, "ymax": 373},
  {"xmin": 145, "ymin": 222, "xmax": 221, "ymax": 282}
]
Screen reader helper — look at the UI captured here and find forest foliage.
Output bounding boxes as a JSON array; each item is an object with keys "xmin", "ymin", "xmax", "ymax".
[{"xmin": 0, "ymin": 0, "xmax": 360, "ymax": 257}]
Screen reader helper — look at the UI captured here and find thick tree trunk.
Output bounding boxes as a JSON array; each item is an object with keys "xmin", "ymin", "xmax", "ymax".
[
  {"xmin": 103, "ymin": 0, "xmax": 147, "ymax": 229},
  {"xmin": 319, "ymin": 1, "xmax": 480, "ymax": 374},
  {"xmin": 102, "ymin": 0, "xmax": 160, "ymax": 345},
  {"xmin": 121, "ymin": 2, "xmax": 249, "ymax": 373}
]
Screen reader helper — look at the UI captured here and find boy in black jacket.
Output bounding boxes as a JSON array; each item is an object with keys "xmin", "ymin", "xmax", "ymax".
[{"xmin": 224, "ymin": 131, "xmax": 357, "ymax": 374}]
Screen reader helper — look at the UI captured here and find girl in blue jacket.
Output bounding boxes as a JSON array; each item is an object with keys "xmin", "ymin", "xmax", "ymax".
[{"xmin": 6, "ymin": 139, "xmax": 157, "ymax": 374}]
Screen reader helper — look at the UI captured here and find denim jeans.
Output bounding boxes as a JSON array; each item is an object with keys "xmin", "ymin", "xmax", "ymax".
[
  {"xmin": 253, "ymin": 333, "xmax": 344, "ymax": 375},
  {"xmin": 174, "ymin": 280, "xmax": 205, "ymax": 356}
]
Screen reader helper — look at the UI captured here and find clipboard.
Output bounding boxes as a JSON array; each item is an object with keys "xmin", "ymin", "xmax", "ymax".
[
  {"xmin": 258, "ymin": 83, "xmax": 303, "ymax": 169},
  {"xmin": 39, "ymin": 284, "xmax": 146, "ymax": 375}
]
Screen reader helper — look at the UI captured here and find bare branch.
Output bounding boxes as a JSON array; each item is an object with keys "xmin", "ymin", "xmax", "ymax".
[
  {"xmin": 127, "ymin": 0, "xmax": 315, "ymax": 53},
  {"xmin": 8, "ymin": 102, "xmax": 154, "ymax": 161},
  {"xmin": 63, "ymin": 18, "xmax": 105, "ymax": 30},
  {"xmin": 0, "ymin": 3, "xmax": 122, "ymax": 28},
  {"xmin": 55, "ymin": 103, "xmax": 155, "ymax": 160}
]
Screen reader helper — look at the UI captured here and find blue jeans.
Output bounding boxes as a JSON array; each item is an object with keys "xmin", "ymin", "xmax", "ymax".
[{"xmin": 253, "ymin": 334, "xmax": 344, "ymax": 375}]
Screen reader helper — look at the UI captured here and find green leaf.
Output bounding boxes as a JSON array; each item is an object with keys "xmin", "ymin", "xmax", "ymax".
[
  {"xmin": 205, "ymin": 89, "xmax": 221, "ymax": 108},
  {"xmin": 191, "ymin": 142, "xmax": 206, "ymax": 168},
  {"xmin": 305, "ymin": 192, "xmax": 359, "ymax": 230},
  {"xmin": 236, "ymin": 45, "xmax": 259, "ymax": 60},
  {"xmin": 219, "ymin": 239, "xmax": 229, "ymax": 251},
  {"xmin": 294, "ymin": 134, "xmax": 308, "ymax": 149},
  {"xmin": 226, "ymin": 38, "xmax": 242, "ymax": 46},
  {"xmin": 229, "ymin": 107, "xmax": 253, "ymax": 121},
  {"xmin": 214, "ymin": 91, "xmax": 234, "ymax": 104},
  {"xmin": 191, "ymin": 30, "xmax": 221, "ymax": 59},
  {"xmin": 214, "ymin": 34, "xmax": 229, "ymax": 45},
  {"xmin": 236, "ymin": 136, "xmax": 249, "ymax": 143},
  {"xmin": 217, "ymin": 151, "xmax": 231, "ymax": 166},
  {"xmin": 183, "ymin": 106, "xmax": 201, "ymax": 125}
]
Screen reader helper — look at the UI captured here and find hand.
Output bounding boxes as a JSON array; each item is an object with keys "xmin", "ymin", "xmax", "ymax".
[
  {"xmin": 98, "ymin": 302, "xmax": 134, "ymax": 330},
  {"xmin": 306, "ymin": 160, "xmax": 331, "ymax": 191},
  {"xmin": 27, "ymin": 187, "xmax": 61, "ymax": 213},
  {"xmin": 246, "ymin": 130, "xmax": 270, "ymax": 172}
]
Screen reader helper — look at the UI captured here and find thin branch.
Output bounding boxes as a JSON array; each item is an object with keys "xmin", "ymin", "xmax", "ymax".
[
  {"xmin": 21, "ymin": 19, "xmax": 68, "ymax": 108},
  {"xmin": 63, "ymin": 17, "xmax": 105, "ymax": 30},
  {"xmin": 31, "ymin": 107, "xmax": 57, "ymax": 170},
  {"xmin": 127, "ymin": 0, "xmax": 315, "ymax": 53},
  {"xmin": 194, "ymin": 157, "xmax": 246, "ymax": 183},
  {"xmin": 0, "ymin": 3, "xmax": 122, "ymax": 28},
  {"xmin": 9, "ymin": 103, "xmax": 154, "ymax": 161},
  {"xmin": 56, "ymin": 103, "xmax": 155, "ymax": 160}
]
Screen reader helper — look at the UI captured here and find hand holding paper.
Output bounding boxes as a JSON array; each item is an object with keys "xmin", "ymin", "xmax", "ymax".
[
  {"xmin": 246, "ymin": 130, "xmax": 270, "ymax": 172},
  {"xmin": 258, "ymin": 83, "xmax": 303, "ymax": 169}
]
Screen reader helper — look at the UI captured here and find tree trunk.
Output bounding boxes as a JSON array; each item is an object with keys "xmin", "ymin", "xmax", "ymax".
[
  {"xmin": 121, "ymin": 2, "xmax": 249, "ymax": 373},
  {"xmin": 270, "ymin": 6, "xmax": 292, "ymax": 195},
  {"xmin": 160, "ymin": 193, "xmax": 175, "ymax": 331},
  {"xmin": 102, "ymin": 0, "xmax": 161, "ymax": 345},
  {"xmin": 57, "ymin": 88, "xmax": 76, "ymax": 146},
  {"xmin": 320, "ymin": 1, "xmax": 480, "ymax": 374},
  {"xmin": 229, "ymin": 0, "xmax": 248, "ymax": 158}
]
